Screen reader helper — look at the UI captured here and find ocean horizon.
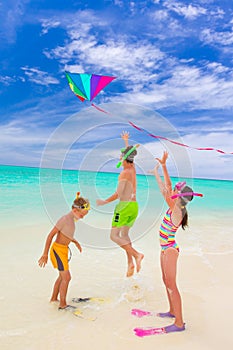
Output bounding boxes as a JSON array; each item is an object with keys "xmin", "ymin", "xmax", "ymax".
[{"xmin": 1, "ymin": 163, "xmax": 233, "ymax": 182}]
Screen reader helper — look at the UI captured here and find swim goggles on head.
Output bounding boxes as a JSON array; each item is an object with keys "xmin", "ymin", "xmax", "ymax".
[
  {"xmin": 116, "ymin": 144, "xmax": 139, "ymax": 168},
  {"xmin": 171, "ymin": 192, "xmax": 203, "ymax": 199},
  {"xmin": 72, "ymin": 202, "xmax": 90, "ymax": 210},
  {"xmin": 171, "ymin": 181, "xmax": 203, "ymax": 199},
  {"xmin": 73, "ymin": 192, "xmax": 90, "ymax": 210}
]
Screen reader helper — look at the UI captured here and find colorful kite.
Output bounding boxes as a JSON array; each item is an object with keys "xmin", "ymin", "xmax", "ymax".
[{"xmin": 65, "ymin": 72, "xmax": 116, "ymax": 113}]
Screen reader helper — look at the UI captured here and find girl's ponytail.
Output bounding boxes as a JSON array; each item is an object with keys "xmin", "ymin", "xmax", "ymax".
[{"xmin": 180, "ymin": 186, "xmax": 193, "ymax": 230}]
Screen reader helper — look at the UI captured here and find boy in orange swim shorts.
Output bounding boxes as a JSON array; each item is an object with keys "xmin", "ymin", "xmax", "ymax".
[{"xmin": 38, "ymin": 192, "xmax": 90, "ymax": 310}]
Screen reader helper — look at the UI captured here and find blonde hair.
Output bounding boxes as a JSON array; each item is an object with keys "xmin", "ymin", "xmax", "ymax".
[{"xmin": 72, "ymin": 192, "xmax": 90, "ymax": 209}]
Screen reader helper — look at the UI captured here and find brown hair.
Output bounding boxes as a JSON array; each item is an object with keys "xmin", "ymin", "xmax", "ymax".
[
  {"xmin": 180, "ymin": 186, "xmax": 193, "ymax": 230},
  {"xmin": 122, "ymin": 146, "xmax": 137, "ymax": 163},
  {"xmin": 72, "ymin": 192, "xmax": 89, "ymax": 209}
]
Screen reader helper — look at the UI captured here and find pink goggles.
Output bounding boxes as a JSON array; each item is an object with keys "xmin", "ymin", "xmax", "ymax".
[
  {"xmin": 171, "ymin": 192, "xmax": 203, "ymax": 199},
  {"xmin": 172, "ymin": 181, "xmax": 203, "ymax": 199}
]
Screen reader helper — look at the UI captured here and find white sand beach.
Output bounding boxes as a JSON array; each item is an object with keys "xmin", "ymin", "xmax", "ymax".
[{"xmin": 1, "ymin": 214, "xmax": 232, "ymax": 350}]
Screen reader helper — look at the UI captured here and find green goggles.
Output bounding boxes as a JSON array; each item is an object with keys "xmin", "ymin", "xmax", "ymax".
[{"xmin": 116, "ymin": 145, "xmax": 138, "ymax": 168}]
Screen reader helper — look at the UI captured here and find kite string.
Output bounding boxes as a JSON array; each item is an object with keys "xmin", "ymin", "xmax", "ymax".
[
  {"xmin": 128, "ymin": 121, "xmax": 233, "ymax": 155},
  {"xmin": 91, "ymin": 103, "xmax": 111, "ymax": 115}
]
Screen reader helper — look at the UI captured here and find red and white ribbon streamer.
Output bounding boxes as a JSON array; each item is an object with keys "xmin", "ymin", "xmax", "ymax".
[{"xmin": 129, "ymin": 121, "xmax": 233, "ymax": 155}]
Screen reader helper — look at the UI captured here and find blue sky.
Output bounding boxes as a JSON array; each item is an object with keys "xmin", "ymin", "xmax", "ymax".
[{"xmin": 0, "ymin": 0, "xmax": 232, "ymax": 180}]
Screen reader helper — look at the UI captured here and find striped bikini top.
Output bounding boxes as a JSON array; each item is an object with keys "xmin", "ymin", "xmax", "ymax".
[{"xmin": 159, "ymin": 209, "xmax": 180, "ymax": 251}]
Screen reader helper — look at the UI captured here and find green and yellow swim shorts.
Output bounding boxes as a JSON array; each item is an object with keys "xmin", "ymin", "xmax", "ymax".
[{"xmin": 112, "ymin": 201, "xmax": 139, "ymax": 228}]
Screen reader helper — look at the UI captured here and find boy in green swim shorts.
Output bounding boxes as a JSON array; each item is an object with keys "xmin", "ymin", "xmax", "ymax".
[
  {"xmin": 38, "ymin": 193, "xmax": 90, "ymax": 310},
  {"xmin": 96, "ymin": 132, "xmax": 144, "ymax": 277}
]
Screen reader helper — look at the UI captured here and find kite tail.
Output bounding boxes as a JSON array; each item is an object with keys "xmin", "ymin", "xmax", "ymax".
[
  {"xmin": 91, "ymin": 103, "xmax": 111, "ymax": 115},
  {"xmin": 129, "ymin": 121, "xmax": 233, "ymax": 155}
]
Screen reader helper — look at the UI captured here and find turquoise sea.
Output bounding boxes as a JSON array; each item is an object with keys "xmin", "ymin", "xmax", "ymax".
[
  {"xmin": 0, "ymin": 165, "xmax": 233, "ymax": 350},
  {"xmin": 1, "ymin": 164, "xmax": 233, "ymax": 252}
]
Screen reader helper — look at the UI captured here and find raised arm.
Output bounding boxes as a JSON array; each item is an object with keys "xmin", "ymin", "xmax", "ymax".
[
  {"xmin": 154, "ymin": 151, "xmax": 174, "ymax": 209},
  {"xmin": 156, "ymin": 151, "xmax": 172, "ymax": 192},
  {"xmin": 152, "ymin": 162, "xmax": 164, "ymax": 193}
]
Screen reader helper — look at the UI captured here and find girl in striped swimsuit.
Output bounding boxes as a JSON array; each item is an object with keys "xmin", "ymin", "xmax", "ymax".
[{"xmin": 153, "ymin": 151, "xmax": 194, "ymax": 333}]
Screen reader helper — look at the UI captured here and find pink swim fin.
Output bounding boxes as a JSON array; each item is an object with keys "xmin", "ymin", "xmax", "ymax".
[
  {"xmin": 131, "ymin": 308, "xmax": 175, "ymax": 318},
  {"xmin": 134, "ymin": 327, "xmax": 166, "ymax": 337},
  {"xmin": 134, "ymin": 324, "xmax": 185, "ymax": 337},
  {"xmin": 131, "ymin": 309, "xmax": 154, "ymax": 318}
]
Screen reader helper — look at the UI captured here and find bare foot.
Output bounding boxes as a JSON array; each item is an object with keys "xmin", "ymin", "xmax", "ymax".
[
  {"xmin": 135, "ymin": 253, "xmax": 144, "ymax": 273},
  {"xmin": 58, "ymin": 303, "xmax": 67, "ymax": 309},
  {"xmin": 126, "ymin": 264, "xmax": 135, "ymax": 277},
  {"xmin": 50, "ymin": 299, "xmax": 59, "ymax": 304}
]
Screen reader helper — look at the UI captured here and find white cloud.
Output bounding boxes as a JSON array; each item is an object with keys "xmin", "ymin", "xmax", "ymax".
[
  {"xmin": 40, "ymin": 18, "xmax": 61, "ymax": 35},
  {"xmin": 114, "ymin": 0, "xmax": 124, "ymax": 7},
  {"xmin": 181, "ymin": 118, "xmax": 233, "ymax": 134},
  {"xmin": 206, "ymin": 62, "xmax": 230, "ymax": 74},
  {"xmin": 63, "ymin": 64, "xmax": 85, "ymax": 73},
  {"xmin": 201, "ymin": 28, "xmax": 233, "ymax": 46},
  {"xmin": 47, "ymin": 35, "xmax": 164, "ymax": 83},
  {"xmin": 0, "ymin": 0, "xmax": 30, "ymax": 43},
  {"xmin": 0, "ymin": 75, "xmax": 16, "ymax": 86},
  {"xmin": 112, "ymin": 63, "xmax": 233, "ymax": 110},
  {"xmin": 42, "ymin": 9, "xmax": 99, "ymax": 38},
  {"xmin": 150, "ymin": 9, "xmax": 169, "ymax": 21},
  {"xmin": 21, "ymin": 67, "xmax": 60, "ymax": 86},
  {"xmin": 210, "ymin": 7, "xmax": 225, "ymax": 19},
  {"xmin": 0, "ymin": 119, "xmax": 51, "ymax": 166},
  {"xmin": 0, "ymin": 120, "xmax": 50, "ymax": 145},
  {"xmin": 164, "ymin": 1, "xmax": 207, "ymax": 19}
]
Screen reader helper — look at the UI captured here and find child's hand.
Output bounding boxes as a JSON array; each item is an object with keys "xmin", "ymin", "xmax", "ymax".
[
  {"xmin": 121, "ymin": 131, "xmax": 130, "ymax": 141},
  {"xmin": 75, "ymin": 241, "xmax": 82, "ymax": 253},
  {"xmin": 38, "ymin": 255, "xmax": 48, "ymax": 268},
  {"xmin": 156, "ymin": 151, "xmax": 168, "ymax": 166},
  {"xmin": 96, "ymin": 199, "xmax": 107, "ymax": 206}
]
